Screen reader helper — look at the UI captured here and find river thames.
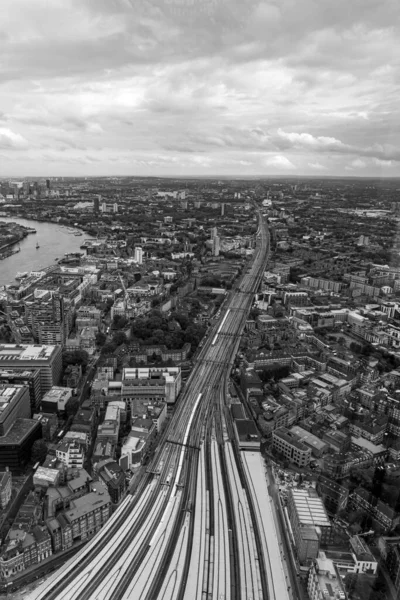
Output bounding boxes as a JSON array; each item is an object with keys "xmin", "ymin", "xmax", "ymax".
[{"xmin": 0, "ymin": 218, "xmax": 93, "ymax": 286}]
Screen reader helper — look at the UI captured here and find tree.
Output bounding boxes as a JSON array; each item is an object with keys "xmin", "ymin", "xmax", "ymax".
[
  {"xmin": 95, "ymin": 332, "xmax": 107, "ymax": 346},
  {"xmin": 112, "ymin": 315, "xmax": 128, "ymax": 330},
  {"xmin": 31, "ymin": 439, "xmax": 48, "ymax": 464},
  {"xmin": 65, "ymin": 397, "xmax": 80, "ymax": 417},
  {"xmin": 112, "ymin": 331, "xmax": 127, "ymax": 347},
  {"xmin": 101, "ymin": 342, "xmax": 117, "ymax": 355},
  {"xmin": 63, "ymin": 349, "xmax": 89, "ymax": 371}
]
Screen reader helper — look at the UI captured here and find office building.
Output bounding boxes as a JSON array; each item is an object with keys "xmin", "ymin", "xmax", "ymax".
[
  {"xmin": 0, "ymin": 368, "xmax": 41, "ymax": 414},
  {"xmin": 212, "ymin": 235, "xmax": 220, "ymax": 257},
  {"xmin": 0, "ymin": 344, "xmax": 62, "ymax": 395},
  {"xmin": 41, "ymin": 386, "xmax": 72, "ymax": 413},
  {"xmin": 0, "ymin": 418, "xmax": 42, "ymax": 471},
  {"xmin": 134, "ymin": 246, "xmax": 143, "ymax": 265},
  {"xmin": 0, "ymin": 385, "xmax": 31, "ymax": 435},
  {"xmin": 93, "ymin": 195, "xmax": 100, "ymax": 212},
  {"xmin": 287, "ymin": 488, "xmax": 332, "ymax": 564},
  {"xmin": 272, "ymin": 427, "xmax": 311, "ymax": 467}
]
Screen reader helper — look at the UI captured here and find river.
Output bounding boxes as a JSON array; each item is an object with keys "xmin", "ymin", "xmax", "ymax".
[{"xmin": 0, "ymin": 218, "xmax": 93, "ymax": 286}]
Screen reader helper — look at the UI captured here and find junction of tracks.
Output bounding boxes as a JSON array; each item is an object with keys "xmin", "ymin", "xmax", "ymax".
[{"xmin": 29, "ymin": 211, "xmax": 293, "ymax": 600}]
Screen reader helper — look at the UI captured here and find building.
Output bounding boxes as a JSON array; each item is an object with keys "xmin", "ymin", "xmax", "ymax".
[
  {"xmin": 134, "ymin": 246, "xmax": 143, "ymax": 265},
  {"xmin": 233, "ymin": 419, "xmax": 261, "ymax": 450},
  {"xmin": 212, "ymin": 236, "xmax": 220, "ymax": 257},
  {"xmin": 0, "ymin": 384, "xmax": 30, "ymax": 435},
  {"xmin": 307, "ymin": 552, "xmax": 346, "ymax": 600},
  {"xmin": 46, "ymin": 515, "xmax": 73, "ymax": 553},
  {"xmin": 40, "ymin": 386, "xmax": 72, "ymax": 413},
  {"xmin": 350, "ymin": 487, "xmax": 399, "ymax": 531},
  {"xmin": 289, "ymin": 425, "xmax": 329, "ymax": 458},
  {"xmin": 121, "ymin": 367, "xmax": 181, "ymax": 406},
  {"xmin": 56, "ymin": 440, "xmax": 85, "ymax": 469},
  {"xmin": 0, "ymin": 468, "xmax": 12, "ymax": 508},
  {"xmin": 316, "ymin": 476, "xmax": 349, "ymax": 515},
  {"xmin": 97, "ymin": 461, "xmax": 126, "ymax": 504},
  {"xmin": 272, "ymin": 427, "xmax": 311, "ymax": 467},
  {"xmin": 0, "ymin": 525, "xmax": 52, "ymax": 580},
  {"xmin": 32, "ymin": 412, "xmax": 58, "ymax": 441},
  {"xmin": 386, "ymin": 541, "xmax": 400, "ymax": 590},
  {"xmin": 0, "ymin": 344, "xmax": 62, "ymax": 396},
  {"xmin": 100, "ymin": 202, "xmax": 118, "ymax": 214},
  {"xmin": 63, "ymin": 482, "xmax": 111, "ymax": 541},
  {"xmin": 0, "ymin": 418, "xmax": 42, "ymax": 471},
  {"xmin": 0, "ymin": 368, "xmax": 42, "ymax": 414},
  {"xmin": 287, "ymin": 488, "xmax": 332, "ymax": 564},
  {"xmin": 349, "ymin": 535, "xmax": 378, "ymax": 574}
]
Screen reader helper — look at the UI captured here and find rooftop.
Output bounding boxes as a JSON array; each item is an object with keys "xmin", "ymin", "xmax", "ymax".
[
  {"xmin": 290, "ymin": 488, "xmax": 331, "ymax": 528},
  {"xmin": 65, "ymin": 486, "xmax": 110, "ymax": 522},
  {"xmin": 0, "ymin": 344, "xmax": 57, "ymax": 361},
  {"xmin": 313, "ymin": 552, "xmax": 346, "ymax": 599},
  {"xmin": 0, "ymin": 418, "xmax": 40, "ymax": 445}
]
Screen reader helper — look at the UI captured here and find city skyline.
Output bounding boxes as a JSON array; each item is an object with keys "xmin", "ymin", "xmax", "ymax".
[{"xmin": 0, "ymin": 0, "xmax": 399, "ymax": 177}]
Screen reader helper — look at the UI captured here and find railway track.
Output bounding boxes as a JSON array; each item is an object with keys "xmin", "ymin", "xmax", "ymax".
[{"xmin": 29, "ymin": 208, "xmax": 275, "ymax": 600}]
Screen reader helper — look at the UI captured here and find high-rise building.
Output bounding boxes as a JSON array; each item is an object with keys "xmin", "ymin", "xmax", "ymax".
[
  {"xmin": 0, "ymin": 369, "xmax": 42, "ymax": 414},
  {"xmin": 0, "ymin": 345, "xmax": 62, "ymax": 396},
  {"xmin": 210, "ymin": 227, "xmax": 217, "ymax": 239},
  {"xmin": 0, "ymin": 385, "xmax": 31, "ymax": 436},
  {"xmin": 46, "ymin": 179, "xmax": 50, "ymax": 190},
  {"xmin": 212, "ymin": 236, "xmax": 220, "ymax": 257},
  {"xmin": 93, "ymin": 196, "xmax": 100, "ymax": 212},
  {"xmin": 134, "ymin": 247, "xmax": 143, "ymax": 265},
  {"xmin": 221, "ymin": 203, "xmax": 225, "ymax": 216}
]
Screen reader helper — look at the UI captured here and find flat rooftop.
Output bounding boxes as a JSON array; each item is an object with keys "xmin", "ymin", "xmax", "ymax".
[
  {"xmin": 290, "ymin": 489, "xmax": 331, "ymax": 528},
  {"xmin": 0, "ymin": 385, "xmax": 25, "ymax": 417},
  {"xmin": 314, "ymin": 552, "xmax": 346, "ymax": 599},
  {"xmin": 0, "ymin": 418, "xmax": 40, "ymax": 445},
  {"xmin": 0, "ymin": 344, "xmax": 57, "ymax": 361}
]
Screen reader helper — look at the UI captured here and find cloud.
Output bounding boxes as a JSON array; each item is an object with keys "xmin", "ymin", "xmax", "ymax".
[
  {"xmin": 276, "ymin": 129, "xmax": 349, "ymax": 152},
  {"xmin": 265, "ymin": 155, "xmax": 295, "ymax": 170},
  {"xmin": 0, "ymin": 0, "xmax": 399, "ymax": 175},
  {"xmin": 373, "ymin": 158, "xmax": 394, "ymax": 167},
  {"xmin": 351, "ymin": 158, "xmax": 367, "ymax": 168},
  {"xmin": 0, "ymin": 127, "xmax": 28, "ymax": 149},
  {"xmin": 308, "ymin": 162, "xmax": 328, "ymax": 170}
]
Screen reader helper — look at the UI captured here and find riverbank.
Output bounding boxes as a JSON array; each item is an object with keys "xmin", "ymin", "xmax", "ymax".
[{"xmin": 0, "ymin": 218, "xmax": 95, "ymax": 287}]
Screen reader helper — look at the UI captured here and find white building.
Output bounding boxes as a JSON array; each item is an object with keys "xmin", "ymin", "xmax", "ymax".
[
  {"xmin": 56, "ymin": 440, "xmax": 85, "ymax": 468},
  {"xmin": 134, "ymin": 246, "xmax": 143, "ymax": 265}
]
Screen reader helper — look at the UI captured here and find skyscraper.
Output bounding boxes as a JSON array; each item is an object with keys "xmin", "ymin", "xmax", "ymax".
[
  {"xmin": 134, "ymin": 247, "xmax": 143, "ymax": 265},
  {"xmin": 212, "ymin": 236, "xmax": 220, "ymax": 257}
]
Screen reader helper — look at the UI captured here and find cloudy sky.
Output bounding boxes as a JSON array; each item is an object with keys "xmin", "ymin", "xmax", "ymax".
[{"xmin": 0, "ymin": 0, "xmax": 399, "ymax": 177}]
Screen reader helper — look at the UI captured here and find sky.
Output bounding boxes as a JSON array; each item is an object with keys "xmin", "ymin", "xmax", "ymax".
[{"xmin": 0, "ymin": 0, "xmax": 399, "ymax": 177}]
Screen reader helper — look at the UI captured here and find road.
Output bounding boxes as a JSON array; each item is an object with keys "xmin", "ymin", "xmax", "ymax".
[{"xmin": 28, "ymin": 208, "xmax": 294, "ymax": 600}]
